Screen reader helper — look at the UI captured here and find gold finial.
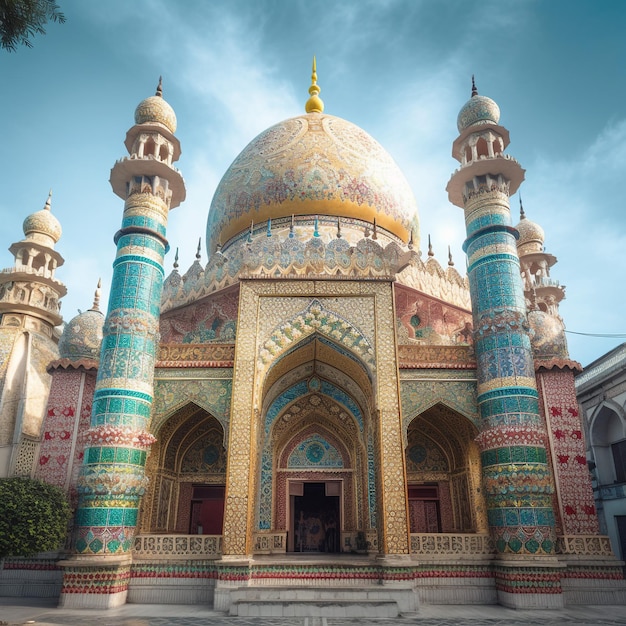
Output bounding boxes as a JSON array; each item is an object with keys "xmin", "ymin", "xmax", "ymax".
[
  {"xmin": 305, "ymin": 56, "xmax": 324, "ymax": 114},
  {"xmin": 91, "ymin": 278, "xmax": 102, "ymax": 312}
]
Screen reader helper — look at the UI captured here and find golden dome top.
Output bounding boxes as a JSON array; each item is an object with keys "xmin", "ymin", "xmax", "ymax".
[
  {"xmin": 134, "ymin": 78, "xmax": 177, "ymax": 133},
  {"xmin": 206, "ymin": 62, "xmax": 419, "ymax": 254},
  {"xmin": 305, "ymin": 56, "xmax": 324, "ymax": 114}
]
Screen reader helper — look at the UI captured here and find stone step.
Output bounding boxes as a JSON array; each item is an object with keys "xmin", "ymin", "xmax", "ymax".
[
  {"xmin": 229, "ymin": 586, "xmax": 393, "ymax": 602},
  {"xmin": 230, "ymin": 598, "xmax": 399, "ymax": 618}
]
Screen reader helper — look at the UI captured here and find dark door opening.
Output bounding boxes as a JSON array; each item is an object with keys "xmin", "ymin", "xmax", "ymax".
[
  {"xmin": 293, "ymin": 482, "xmax": 340, "ymax": 552},
  {"xmin": 408, "ymin": 485, "xmax": 441, "ymax": 533},
  {"xmin": 189, "ymin": 485, "xmax": 225, "ymax": 535}
]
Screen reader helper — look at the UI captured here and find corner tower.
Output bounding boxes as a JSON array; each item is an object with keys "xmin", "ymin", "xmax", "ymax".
[
  {"xmin": 447, "ymin": 80, "xmax": 561, "ymax": 608},
  {"xmin": 0, "ymin": 192, "xmax": 66, "ymax": 477},
  {"xmin": 60, "ymin": 80, "xmax": 185, "ymax": 609}
]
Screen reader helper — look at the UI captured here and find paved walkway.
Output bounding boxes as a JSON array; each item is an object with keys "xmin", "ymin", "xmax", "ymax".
[{"xmin": 1, "ymin": 598, "xmax": 626, "ymax": 626}]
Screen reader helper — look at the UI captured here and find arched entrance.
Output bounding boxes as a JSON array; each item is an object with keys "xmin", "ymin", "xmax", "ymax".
[
  {"xmin": 405, "ymin": 403, "xmax": 486, "ymax": 534},
  {"xmin": 141, "ymin": 403, "xmax": 227, "ymax": 535},
  {"xmin": 258, "ymin": 334, "xmax": 374, "ymax": 553}
]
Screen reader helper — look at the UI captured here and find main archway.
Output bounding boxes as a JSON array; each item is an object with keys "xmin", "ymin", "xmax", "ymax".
[{"xmin": 257, "ymin": 334, "xmax": 375, "ymax": 553}]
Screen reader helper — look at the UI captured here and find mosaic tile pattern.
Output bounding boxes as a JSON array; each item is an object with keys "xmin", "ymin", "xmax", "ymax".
[
  {"xmin": 462, "ymin": 184, "xmax": 556, "ymax": 557},
  {"xmin": 206, "ymin": 112, "xmax": 419, "ymax": 253},
  {"xmin": 536, "ymin": 367, "xmax": 599, "ymax": 536},
  {"xmin": 66, "ymin": 92, "xmax": 185, "ymax": 603},
  {"xmin": 36, "ymin": 367, "xmax": 96, "ymax": 497}
]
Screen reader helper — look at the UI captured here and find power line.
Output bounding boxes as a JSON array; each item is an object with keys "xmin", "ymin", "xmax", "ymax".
[{"xmin": 565, "ymin": 330, "xmax": 626, "ymax": 338}]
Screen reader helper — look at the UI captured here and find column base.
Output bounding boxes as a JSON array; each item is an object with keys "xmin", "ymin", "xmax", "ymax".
[
  {"xmin": 58, "ymin": 555, "xmax": 131, "ymax": 609},
  {"xmin": 494, "ymin": 558, "xmax": 565, "ymax": 609}
]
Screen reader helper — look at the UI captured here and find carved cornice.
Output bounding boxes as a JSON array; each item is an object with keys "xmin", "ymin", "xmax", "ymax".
[
  {"xmin": 156, "ymin": 343, "xmax": 235, "ymax": 367},
  {"xmin": 535, "ymin": 358, "xmax": 582, "ymax": 373},
  {"xmin": 47, "ymin": 357, "xmax": 99, "ymax": 373},
  {"xmin": 398, "ymin": 344, "xmax": 476, "ymax": 369}
]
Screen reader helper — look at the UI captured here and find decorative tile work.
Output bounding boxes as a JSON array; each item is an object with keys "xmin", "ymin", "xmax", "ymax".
[
  {"xmin": 286, "ymin": 434, "xmax": 344, "ymax": 468},
  {"xmin": 260, "ymin": 393, "xmax": 360, "ymax": 530},
  {"xmin": 394, "ymin": 284, "xmax": 473, "ymax": 346},
  {"xmin": 537, "ymin": 367, "xmax": 599, "ymax": 536},
  {"xmin": 159, "ymin": 288, "xmax": 239, "ymax": 343},
  {"xmin": 61, "ymin": 563, "xmax": 131, "ymax": 595},
  {"xmin": 206, "ymin": 113, "xmax": 419, "ymax": 253},
  {"xmin": 156, "ymin": 343, "xmax": 234, "ymax": 367},
  {"xmin": 71, "ymin": 112, "xmax": 182, "ymax": 566},
  {"xmin": 400, "ymin": 370, "xmax": 478, "ymax": 431},
  {"xmin": 460, "ymin": 179, "xmax": 556, "ymax": 555},
  {"xmin": 152, "ymin": 372, "xmax": 232, "ymax": 426},
  {"xmin": 493, "ymin": 565, "xmax": 562, "ymax": 595},
  {"xmin": 258, "ymin": 298, "xmax": 376, "ymax": 376}
]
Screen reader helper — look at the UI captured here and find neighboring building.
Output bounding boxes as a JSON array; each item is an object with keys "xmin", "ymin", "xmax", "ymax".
[
  {"xmin": 577, "ymin": 343, "xmax": 626, "ymax": 563},
  {"xmin": 1, "ymin": 69, "xmax": 625, "ymax": 615}
]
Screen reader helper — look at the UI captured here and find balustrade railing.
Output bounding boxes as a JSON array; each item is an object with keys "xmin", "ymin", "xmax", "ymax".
[
  {"xmin": 253, "ymin": 531, "xmax": 287, "ymax": 554},
  {"xmin": 410, "ymin": 533, "xmax": 494, "ymax": 556},
  {"xmin": 133, "ymin": 534, "xmax": 222, "ymax": 560}
]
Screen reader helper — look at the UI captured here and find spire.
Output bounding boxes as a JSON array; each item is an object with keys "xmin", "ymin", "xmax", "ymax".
[
  {"xmin": 519, "ymin": 194, "xmax": 526, "ymax": 220},
  {"xmin": 289, "ymin": 215, "xmax": 295, "ymax": 238},
  {"xmin": 156, "ymin": 76, "xmax": 163, "ymax": 98},
  {"xmin": 372, "ymin": 218, "xmax": 378, "ymax": 240},
  {"xmin": 313, "ymin": 215, "xmax": 320, "ymax": 237},
  {"xmin": 266, "ymin": 218, "xmax": 272, "ymax": 237},
  {"xmin": 408, "ymin": 229, "xmax": 414, "ymax": 250},
  {"xmin": 305, "ymin": 56, "xmax": 324, "ymax": 114},
  {"xmin": 91, "ymin": 278, "xmax": 102, "ymax": 312},
  {"xmin": 173, "ymin": 247, "xmax": 179, "ymax": 270},
  {"xmin": 448, "ymin": 245, "xmax": 454, "ymax": 267},
  {"xmin": 247, "ymin": 221, "xmax": 254, "ymax": 243},
  {"xmin": 427, "ymin": 234, "xmax": 434, "ymax": 257},
  {"xmin": 44, "ymin": 189, "xmax": 52, "ymax": 211},
  {"xmin": 196, "ymin": 238, "xmax": 202, "ymax": 260},
  {"xmin": 336, "ymin": 217, "xmax": 342, "ymax": 239},
  {"xmin": 471, "ymin": 74, "xmax": 478, "ymax": 97}
]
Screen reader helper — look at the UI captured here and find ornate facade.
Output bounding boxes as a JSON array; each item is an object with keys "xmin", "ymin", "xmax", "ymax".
[{"xmin": 1, "ymin": 67, "xmax": 625, "ymax": 615}]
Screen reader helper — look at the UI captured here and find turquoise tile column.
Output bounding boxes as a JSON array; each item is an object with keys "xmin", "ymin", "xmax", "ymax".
[
  {"xmin": 447, "ymin": 84, "xmax": 556, "ymax": 557},
  {"xmin": 71, "ymin": 82, "xmax": 185, "ymax": 560}
]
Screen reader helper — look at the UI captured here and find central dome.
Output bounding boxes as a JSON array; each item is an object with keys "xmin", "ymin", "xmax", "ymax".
[{"xmin": 206, "ymin": 112, "xmax": 419, "ymax": 254}]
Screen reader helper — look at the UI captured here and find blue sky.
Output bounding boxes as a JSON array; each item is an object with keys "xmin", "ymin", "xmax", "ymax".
[{"xmin": 1, "ymin": 0, "xmax": 625, "ymax": 367}]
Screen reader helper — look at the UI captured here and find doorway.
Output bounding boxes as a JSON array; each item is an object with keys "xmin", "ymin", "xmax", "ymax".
[
  {"xmin": 408, "ymin": 485, "xmax": 441, "ymax": 533},
  {"xmin": 189, "ymin": 485, "xmax": 225, "ymax": 535},
  {"xmin": 291, "ymin": 482, "xmax": 340, "ymax": 552}
]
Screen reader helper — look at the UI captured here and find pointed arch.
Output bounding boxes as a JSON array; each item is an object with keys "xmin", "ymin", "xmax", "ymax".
[
  {"xmin": 141, "ymin": 402, "xmax": 226, "ymax": 535},
  {"xmin": 405, "ymin": 403, "xmax": 485, "ymax": 534},
  {"xmin": 258, "ymin": 299, "xmax": 376, "ymax": 380}
]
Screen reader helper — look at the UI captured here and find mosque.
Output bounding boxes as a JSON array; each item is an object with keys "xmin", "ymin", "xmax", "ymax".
[{"xmin": 0, "ymin": 63, "xmax": 625, "ymax": 616}]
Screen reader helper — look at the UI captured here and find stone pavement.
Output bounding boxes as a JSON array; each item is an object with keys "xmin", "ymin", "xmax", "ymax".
[{"xmin": 1, "ymin": 597, "xmax": 626, "ymax": 626}]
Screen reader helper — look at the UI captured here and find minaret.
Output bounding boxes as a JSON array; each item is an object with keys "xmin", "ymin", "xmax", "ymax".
[
  {"xmin": 0, "ymin": 192, "xmax": 66, "ymax": 477},
  {"xmin": 516, "ymin": 198, "xmax": 565, "ymax": 317},
  {"xmin": 60, "ymin": 80, "xmax": 185, "ymax": 609},
  {"xmin": 447, "ymin": 80, "xmax": 562, "ymax": 607},
  {"xmin": 0, "ymin": 191, "xmax": 66, "ymax": 328}
]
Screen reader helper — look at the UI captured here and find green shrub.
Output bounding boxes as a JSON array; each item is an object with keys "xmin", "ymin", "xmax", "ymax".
[{"xmin": 0, "ymin": 477, "xmax": 71, "ymax": 558}]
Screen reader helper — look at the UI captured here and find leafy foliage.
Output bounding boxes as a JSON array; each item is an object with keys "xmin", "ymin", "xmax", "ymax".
[
  {"xmin": 0, "ymin": 477, "xmax": 71, "ymax": 558},
  {"xmin": 0, "ymin": 0, "xmax": 65, "ymax": 52}
]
